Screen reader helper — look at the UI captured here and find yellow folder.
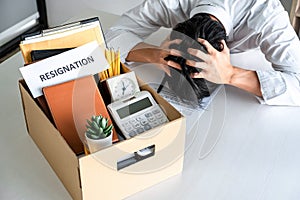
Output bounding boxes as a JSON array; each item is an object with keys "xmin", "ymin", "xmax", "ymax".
[{"xmin": 20, "ymin": 17, "xmax": 106, "ymax": 64}]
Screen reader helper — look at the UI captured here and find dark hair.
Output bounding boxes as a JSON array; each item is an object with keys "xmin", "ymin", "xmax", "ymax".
[{"xmin": 164, "ymin": 13, "xmax": 226, "ymax": 105}]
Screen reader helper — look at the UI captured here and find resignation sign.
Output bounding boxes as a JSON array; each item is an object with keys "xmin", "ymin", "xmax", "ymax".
[{"xmin": 20, "ymin": 41, "xmax": 109, "ymax": 98}]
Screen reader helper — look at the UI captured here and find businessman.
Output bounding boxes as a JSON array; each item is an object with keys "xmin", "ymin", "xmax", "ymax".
[{"xmin": 105, "ymin": 0, "xmax": 300, "ymax": 106}]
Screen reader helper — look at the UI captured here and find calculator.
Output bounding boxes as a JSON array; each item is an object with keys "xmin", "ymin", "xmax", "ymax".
[{"xmin": 107, "ymin": 91, "xmax": 169, "ymax": 139}]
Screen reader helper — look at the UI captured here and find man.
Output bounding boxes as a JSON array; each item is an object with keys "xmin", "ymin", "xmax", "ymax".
[{"xmin": 105, "ymin": 0, "xmax": 300, "ymax": 106}]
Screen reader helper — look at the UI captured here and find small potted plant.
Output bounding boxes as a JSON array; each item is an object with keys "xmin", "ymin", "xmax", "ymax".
[{"xmin": 85, "ymin": 115, "xmax": 113, "ymax": 153}]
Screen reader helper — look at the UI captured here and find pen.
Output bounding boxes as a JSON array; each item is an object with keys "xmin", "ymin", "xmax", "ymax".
[{"xmin": 157, "ymin": 73, "xmax": 169, "ymax": 93}]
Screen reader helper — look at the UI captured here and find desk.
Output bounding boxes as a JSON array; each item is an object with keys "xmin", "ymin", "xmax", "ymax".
[
  {"xmin": 1, "ymin": 11, "xmax": 300, "ymax": 200},
  {"xmin": 129, "ymin": 56, "xmax": 300, "ymax": 200}
]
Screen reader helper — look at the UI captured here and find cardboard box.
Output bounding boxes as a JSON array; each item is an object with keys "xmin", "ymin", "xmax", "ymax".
[{"xmin": 19, "ymin": 66, "xmax": 186, "ymax": 200}]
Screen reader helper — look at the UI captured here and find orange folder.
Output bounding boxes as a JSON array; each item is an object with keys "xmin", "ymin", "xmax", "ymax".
[{"xmin": 43, "ymin": 75, "xmax": 118, "ymax": 155}]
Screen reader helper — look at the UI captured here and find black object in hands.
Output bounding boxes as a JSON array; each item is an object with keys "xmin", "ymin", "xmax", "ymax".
[
  {"xmin": 162, "ymin": 13, "xmax": 227, "ymax": 105},
  {"xmin": 164, "ymin": 55, "xmax": 210, "ymax": 104}
]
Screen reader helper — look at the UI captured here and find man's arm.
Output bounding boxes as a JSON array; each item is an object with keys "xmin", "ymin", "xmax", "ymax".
[
  {"xmin": 126, "ymin": 40, "xmax": 183, "ymax": 72},
  {"xmin": 105, "ymin": 0, "xmax": 187, "ymax": 63},
  {"xmin": 130, "ymin": 39, "xmax": 263, "ymax": 97},
  {"xmin": 229, "ymin": 67, "xmax": 262, "ymax": 97},
  {"xmin": 187, "ymin": 37, "xmax": 300, "ymax": 106},
  {"xmin": 187, "ymin": 39, "xmax": 262, "ymax": 97},
  {"xmin": 126, "ymin": 42, "xmax": 168, "ymax": 64}
]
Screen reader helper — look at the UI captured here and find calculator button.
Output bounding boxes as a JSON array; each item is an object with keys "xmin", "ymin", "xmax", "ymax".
[
  {"xmin": 133, "ymin": 123, "xmax": 141, "ymax": 129},
  {"xmin": 129, "ymin": 131, "xmax": 137, "ymax": 137},
  {"xmin": 129, "ymin": 119, "xmax": 139, "ymax": 126},
  {"xmin": 144, "ymin": 124, "xmax": 152, "ymax": 131},
  {"xmin": 159, "ymin": 118, "xmax": 167, "ymax": 123},
  {"xmin": 145, "ymin": 112, "xmax": 153, "ymax": 118},
  {"xmin": 152, "ymin": 109, "xmax": 160, "ymax": 114},
  {"xmin": 136, "ymin": 128, "xmax": 144, "ymax": 134},
  {"xmin": 129, "ymin": 119, "xmax": 137, "ymax": 124},
  {"xmin": 136, "ymin": 116, "xmax": 145, "ymax": 121},
  {"xmin": 122, "ymin": 123, "xmax": 131, "ymax": 129},
  {"xmin": 148, "ymin": 116, "xmax": 156, "ymax": 122},
  {"xmin": 151, "ymin": 121, "xmax": 159, "ymax": 127},
  {"xmin": 141, "ymin": 120, "xmax": 148, "ymax": 125},
  {"xmin": 125, "ymin": 126, "xmax": 133, "ymax": 132},
  {"xmin": 155, "ymin": 113, "xmax": 163, "ymax": 119}
]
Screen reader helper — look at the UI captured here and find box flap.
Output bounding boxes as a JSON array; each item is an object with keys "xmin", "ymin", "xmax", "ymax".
[{"xmin": 19, "ymin": 80, "xmax": 82, "ymax": 200}]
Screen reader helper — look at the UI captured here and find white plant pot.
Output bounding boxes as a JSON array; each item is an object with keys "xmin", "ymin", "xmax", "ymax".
[{"xmin": 85, "ymin": 132, "xmax": 113, "ymax": 153}]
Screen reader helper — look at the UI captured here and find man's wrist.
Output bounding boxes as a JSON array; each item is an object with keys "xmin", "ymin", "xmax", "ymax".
[
  {"xmin": 227, "ymin": 66, "xmax": 262, "ymax": 97},
  {"xmin": 126, "ymin": 42, "xmax": 167, "ymax": 64},
  {"xmin": 148, "ymin": 47, "xmax": 167, "ymax": 64},
  {"xmin": 228, "ymin": 66, "xmax": 238, "ymax": 85}
]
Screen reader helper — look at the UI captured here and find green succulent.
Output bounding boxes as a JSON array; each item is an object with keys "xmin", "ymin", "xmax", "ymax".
[{"xmin": 85, "ymin": 115, "xmax": 113, "ymax": 140}]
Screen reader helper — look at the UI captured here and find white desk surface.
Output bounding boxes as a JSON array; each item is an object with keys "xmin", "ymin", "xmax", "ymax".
[{"xmin": 1, "ymin": 11, "xmax": 300, "ymax": 200}]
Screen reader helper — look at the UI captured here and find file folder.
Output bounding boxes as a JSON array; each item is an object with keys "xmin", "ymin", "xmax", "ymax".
[{"xmin": 20, "ymin": 17, "xmax": 106, "ymax": 64}]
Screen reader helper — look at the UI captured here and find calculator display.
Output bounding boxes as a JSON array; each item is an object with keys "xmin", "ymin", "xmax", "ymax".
[{"xmin": 117, "ymin": 97, "xmax": 152, "ymax": 119}]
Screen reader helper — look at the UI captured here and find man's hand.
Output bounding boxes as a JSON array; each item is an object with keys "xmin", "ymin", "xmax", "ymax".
[
  {"xmin": 186, "ymin": 38, "xmax": 234, "ymax": 84},
  {"xmin": 186, "ymin": 38, "xmax": 262, "ymax": 97},
  {"xmin": 159, "ymin": 37, "xmax": 182, "ymax": 73},
  {"xmin": 126, "ymin": 37, "xmax": 183, "ymax": 75}
]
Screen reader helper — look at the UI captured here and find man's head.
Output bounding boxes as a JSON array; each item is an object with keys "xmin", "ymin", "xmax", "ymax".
[
  {"xmin": 171, "ymin": 13, "xmax": 226, "ymax": 52},
  {"xmin": 164, "ymin": 13, "xmax": 226, "ymax": 104}
]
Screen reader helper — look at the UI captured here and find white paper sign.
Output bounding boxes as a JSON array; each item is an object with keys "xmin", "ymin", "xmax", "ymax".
[{"xmin": 19, "ymin": 41, "xmax": 109, "ymax": 98}]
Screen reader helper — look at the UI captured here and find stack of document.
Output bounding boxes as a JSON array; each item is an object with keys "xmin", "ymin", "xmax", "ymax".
[{"xmin": 148, "ymin": 83, "xmax": 221, "ymax": 134}]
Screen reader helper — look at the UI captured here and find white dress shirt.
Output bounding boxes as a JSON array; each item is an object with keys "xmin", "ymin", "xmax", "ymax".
[{"xmin": 105, "ymin": 0, "xmax": 300, "ymax": 106}]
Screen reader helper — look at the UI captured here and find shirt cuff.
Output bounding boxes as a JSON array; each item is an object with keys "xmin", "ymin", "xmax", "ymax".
[
  {"xmin": 256, "ymin": 70, "xmax": 287, "ymax": 101},
  {"xmin": 256, "ymin": 70, "xmax": 300, "ymax": 106}
]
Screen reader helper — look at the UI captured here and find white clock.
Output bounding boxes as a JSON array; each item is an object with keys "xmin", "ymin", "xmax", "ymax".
[{"xmin": 105, "ymin": 71, "xmax": 140, "ymax": 102}]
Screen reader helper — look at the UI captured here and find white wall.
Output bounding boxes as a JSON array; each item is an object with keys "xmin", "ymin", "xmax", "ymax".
[{"xmin": 45, "ymin": 0, "xmax": 143, "ymax": 26}]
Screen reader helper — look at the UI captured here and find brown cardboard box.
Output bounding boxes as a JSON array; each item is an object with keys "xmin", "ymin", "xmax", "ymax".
[{"xmin": 19, "ymin": 66, "xmax": 186, "ymax": 200}]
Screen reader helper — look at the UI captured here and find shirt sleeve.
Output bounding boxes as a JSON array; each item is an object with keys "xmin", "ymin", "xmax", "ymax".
[
  {"xmin": 105, "ymin": 0, "xmax": 180, "ymax": 62},
  {"xmin": 257, "ymin": 9, "xmax": 300, "ymax": 106},
  {"xmin": 256, "ymin": 71, "xmax": 300, "ymax": 106}
]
